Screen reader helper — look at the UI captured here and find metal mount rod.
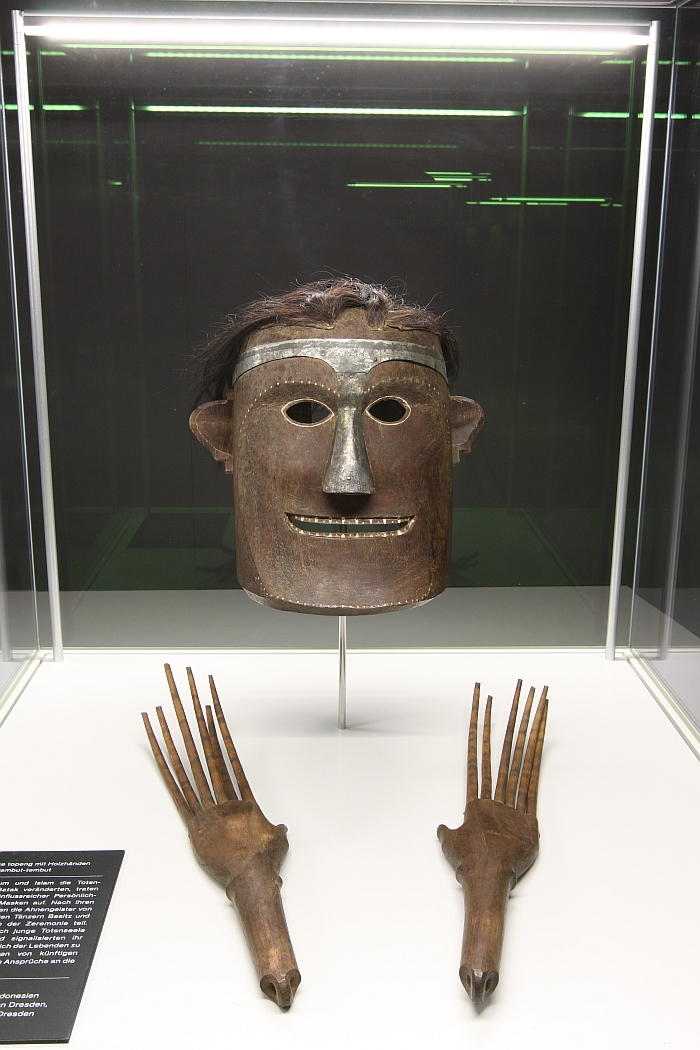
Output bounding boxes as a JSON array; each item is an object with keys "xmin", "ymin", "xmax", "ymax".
[
  {"xmin": 605, "ymin": 20, "xmax": 660, "ymax": 661},
  {"xmin": 338, "ymin": 615, "xmax": 347, "ymax": 730}
]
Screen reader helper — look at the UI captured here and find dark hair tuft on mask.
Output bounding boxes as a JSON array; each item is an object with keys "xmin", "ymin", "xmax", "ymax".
[{"xmin": 191, "ymin": 278, "xmax": 459, "ymax": 403}]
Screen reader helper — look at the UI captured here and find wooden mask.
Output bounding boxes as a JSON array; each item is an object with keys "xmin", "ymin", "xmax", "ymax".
[{"xmin": 190, "ymin": 311, "xmax": 483, "ymax": 615}]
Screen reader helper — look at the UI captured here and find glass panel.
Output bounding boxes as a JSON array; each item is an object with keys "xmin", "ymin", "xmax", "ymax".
[
  {"xmin": 631, "ymin": 8, "xmax": 700, "ymax": 728},
  {"xmin": 0, "ymin": 55, "xmax": 39, "ymax": 693},
  {"xmin": 18, "ymin": 14, "xmax": 658, "ymax": 646}
]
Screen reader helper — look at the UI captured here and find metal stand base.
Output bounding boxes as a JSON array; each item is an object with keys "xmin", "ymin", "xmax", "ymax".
[{"xmin": 338, "ymin": 615, "xmax": 347, "ymax": 730}]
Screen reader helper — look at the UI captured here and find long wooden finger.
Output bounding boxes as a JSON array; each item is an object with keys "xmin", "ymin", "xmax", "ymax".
[
  {"xmin": 156, "ymin": 706, "xmax": 201, "ymax": 813},
  {"xmin": 467, "ymin": 683, "xmax": 480, "ymax": 804},
  {"xmin": 516, "ymin": 687, "xmax": 548, "ymax": 810},
  {"xmin": 494, "ymin": 680, "xmax": 521, "ymax": 803},
  {"xmin": 142, "ymin": 712, "xmax": 192, "ymax": 822},
  {"xmin": 206, "ymin": 704, "xmax": 238, "ymax": 801},
  {"xmin": 164, "ymin": 664, "xmax": 215, "ymax": 809},
  {"xmin": 526, "ymin": 698, "xmax": 549, "ymax": 815},
  {"xmin": 187, "ymin": 667, "xmax": 227, "ymax": 805},
  {"xmin": 481, "ymin": 696, "xmax": 493, "ymax": 799},
  {"xmin": 505, "ymin": 686, "xmax": 535, "ymax": 807},
  {"xmin": 209, "ymin": 675, "xmax": 255, "ymax": 803}
]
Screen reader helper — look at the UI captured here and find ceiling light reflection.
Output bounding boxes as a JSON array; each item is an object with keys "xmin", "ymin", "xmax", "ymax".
[{"xmin": 23, "ymin": 18, "xmax": 650, "ymax": 53}]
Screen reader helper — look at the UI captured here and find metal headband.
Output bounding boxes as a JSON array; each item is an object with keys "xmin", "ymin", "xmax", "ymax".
[{"xmin": 232, "ymin": 338, "xmax": 448, "ymax": 385}]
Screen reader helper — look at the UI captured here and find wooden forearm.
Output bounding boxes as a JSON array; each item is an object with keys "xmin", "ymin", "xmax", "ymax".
[
  {"xmin": 458, "ymin": 866, "xmax": 514, "ymax": 1003},
  {"xmin": 226, "ymin": 859, "xmax": 300, "ymax": 1010}
]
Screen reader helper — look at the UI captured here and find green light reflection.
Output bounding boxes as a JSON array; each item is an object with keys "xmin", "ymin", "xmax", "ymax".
[
  {"xmin": 427, "ymin": 171, "xmax": 491, "ymax": 182},
  {"xmin": 62, "ymin": 44, "xmax": 621, "ymax": 58},
  {"xmin": 348, "ymin": 182, "xmax": 451, "ymax": 189},
  {"xmin": 578, "ymin": 111, "xmax": 688, "ymax": 119},
  {"xmin": 505, "ymin": 196, "xmax": 608, "ymax": 203},
  {"xmin": 577, "ymin": 111, "xmax": 629, "ymax": 118},
  {"xmin": 198, "ymin": 140, "xmax": 457, "ymax": 149},
  {"xmin": 143, "ymin": 50, "xmax": 517, "ymax": 64},
  {"xmin": 142, "ymin": 105, "xmax": 522, "ymax": 118},
  {"xmin": 350, "ymin": 170, "xmax": 494, "ymax": 189},
  {"xmin": 348, "ymin": 183, "xmax": 617, "ymax": 206},
  {"xmin": 6, "ymin": 103, "xmax": 92, "ymax": 111}
]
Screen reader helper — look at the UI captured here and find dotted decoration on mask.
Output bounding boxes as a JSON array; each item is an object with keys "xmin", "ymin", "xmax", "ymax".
[
  {"xmin": 266, "ymin": 593, "xmax": 434, "ymax": 610},
  {"xmin": 239, "ymin": 380, "xmax": 337, "ymax": 431}
]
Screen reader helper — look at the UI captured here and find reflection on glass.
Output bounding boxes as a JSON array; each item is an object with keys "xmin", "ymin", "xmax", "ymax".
[
  {"xmin": 631, "ymin": 9, "xmax": 700, "ymax": 730},
  {"xmin": 8, "ymin": 16, "xmax": 669, "ymax": 645},
  {"xmin": 0, "ymin": 55, "xmax": 39, "ymax": 694}
]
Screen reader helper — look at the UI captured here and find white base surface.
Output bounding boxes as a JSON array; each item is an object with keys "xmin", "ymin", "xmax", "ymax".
[{"xmin": 1, "ymin": 649, "xmax": 699, "ymax": 1049}]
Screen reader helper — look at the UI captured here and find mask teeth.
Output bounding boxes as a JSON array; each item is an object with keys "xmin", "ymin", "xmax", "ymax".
[
  {"xmin": 305, "ymin": 530, "xmax": 410, "ymax": 538},
  {"xmin": 293, "ymin": 516, "xmax": 406, "ymax": 525},
  {"xmin": 286, "ymin": 515, "xmax": 414, "ymax": 538}
]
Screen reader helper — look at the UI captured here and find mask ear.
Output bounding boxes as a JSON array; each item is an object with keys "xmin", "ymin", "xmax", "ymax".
[
  {"xmin": 189, "ymin": 400, "xmax": 234, "ymax": 473},
  {"xmin": 450, "ymin": 396, "xmax": 485, "ymax": 463}
]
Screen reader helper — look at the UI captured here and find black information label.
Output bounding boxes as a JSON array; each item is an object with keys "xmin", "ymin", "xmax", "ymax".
[{"xmin": 0, "ymin": 851, "xmax": 124, "ymax": 1044}]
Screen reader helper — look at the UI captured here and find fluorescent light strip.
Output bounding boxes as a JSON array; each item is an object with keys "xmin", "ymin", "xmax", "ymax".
[
  {"xmin": 141, "ymin": 105, "xmax": 521, "ymax": 118},
  {"xmin": 24, "ymin": 18, "xmax": 650, "ymax": 52}
]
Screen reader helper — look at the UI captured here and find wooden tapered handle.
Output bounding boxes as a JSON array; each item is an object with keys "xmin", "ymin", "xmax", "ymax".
[
  {"xmin": 226, "ymin": 861, "xmax": 301, "ymax": 1010},
  {"xmin": 458, "ymin": 867, "xmax": 514, "ymax": 1004}
]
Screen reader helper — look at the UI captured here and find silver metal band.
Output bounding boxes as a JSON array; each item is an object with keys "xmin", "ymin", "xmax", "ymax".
[{"xmin": 232, "ymin": 338, "xmax": 448, "ymax": 384}]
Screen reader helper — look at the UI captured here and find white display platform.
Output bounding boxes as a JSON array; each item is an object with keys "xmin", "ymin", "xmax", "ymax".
[{"xmin": 0, "ymin": 648, "xmax": 698, "ymax": 1049}]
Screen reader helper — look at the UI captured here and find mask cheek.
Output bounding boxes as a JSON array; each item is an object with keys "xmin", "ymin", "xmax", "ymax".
[
  {"xmin": 236, "ymin": 410, "xmax": 334, "ymax": 517},
  {"xmin": 363, "ymin": 405, "xmax": 449, "ymax": 499}
]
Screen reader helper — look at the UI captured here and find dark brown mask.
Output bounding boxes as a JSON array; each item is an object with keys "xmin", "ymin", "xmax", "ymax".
[{"xmin": 190, "ymin": 311, "xmax": 483, "ymax": 615}]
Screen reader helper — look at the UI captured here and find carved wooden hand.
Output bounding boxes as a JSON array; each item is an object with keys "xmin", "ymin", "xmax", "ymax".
[
  {"xmin": 143, "ymin": 665, "xmax": 301, "ymax": 1010},
  {"xmin": 438, "ymin": 681, "xmax": 548, "ymax": 1005}
]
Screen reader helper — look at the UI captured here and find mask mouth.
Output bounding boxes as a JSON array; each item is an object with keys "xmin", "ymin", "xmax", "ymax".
[{"xmin": 286, "ymin": 514, "xmax": 414, "ymax": 538}]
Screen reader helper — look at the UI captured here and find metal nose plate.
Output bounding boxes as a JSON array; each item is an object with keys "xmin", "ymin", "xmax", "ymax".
[{"xmin": 322, "ymin": 374, "xmax": 374, "ymax": 495}]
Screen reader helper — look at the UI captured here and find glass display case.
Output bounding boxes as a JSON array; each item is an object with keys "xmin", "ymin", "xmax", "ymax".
[
  {"xmin": 0, "ymin": 4, "xmax": 673, "ymax": 653},
  {"xmin": 0, "ymin": 56, "xmax": 38, "ymax": 702},
  {"xmin": 630, "ymin": 1, "xmax": 700, "ymax": 745},
  {"xmin": 2, "ymin": 6, "xmax": 700, "ymax": 1048}
]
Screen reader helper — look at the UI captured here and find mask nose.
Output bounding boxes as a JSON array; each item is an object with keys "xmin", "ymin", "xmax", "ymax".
[{"xmin": 322, "ymin": 382, "xmax": 374, "ymax": 495}]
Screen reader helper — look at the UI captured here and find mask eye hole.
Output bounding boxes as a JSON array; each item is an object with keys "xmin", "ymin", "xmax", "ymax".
[
  {"xmin": 367, "ymin": 397, "xmax": 410, "ymax": 424},
  {"xmin": 284, "ymin": 399, "xmax": 332, "ymax": 426}
]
